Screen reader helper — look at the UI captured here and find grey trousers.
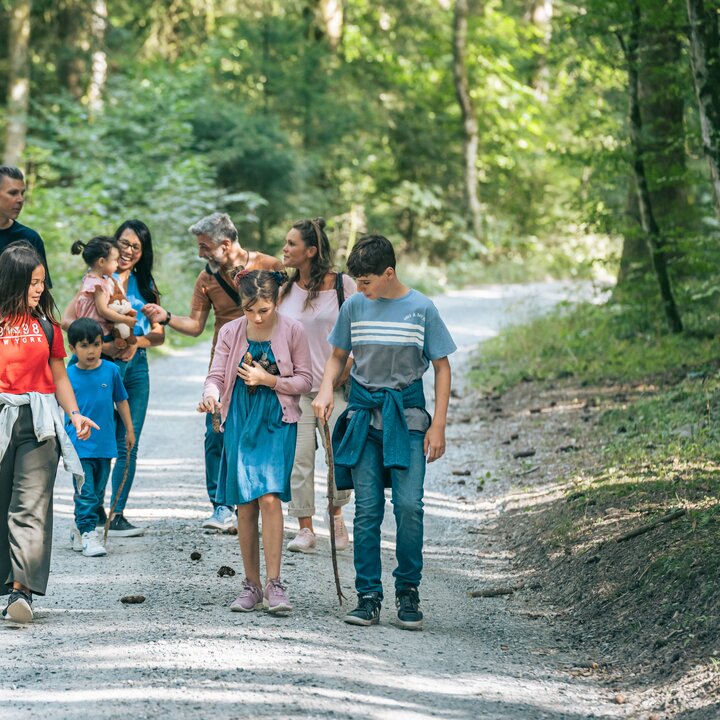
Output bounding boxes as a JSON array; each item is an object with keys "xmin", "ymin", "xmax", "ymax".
[{"xmin": 0, "ymin": 405, "xmax": 59, "ymax": 596}]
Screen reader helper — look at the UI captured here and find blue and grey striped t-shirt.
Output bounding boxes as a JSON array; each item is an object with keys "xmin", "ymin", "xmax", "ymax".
[{"xmin": 328, "ymin": 288, "xmax": 456, "ymax": 430}]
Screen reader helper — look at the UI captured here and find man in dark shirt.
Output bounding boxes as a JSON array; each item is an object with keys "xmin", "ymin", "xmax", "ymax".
[{"xmin": 0, "ymin": 165, "xmax": 52, "ymax": 286}]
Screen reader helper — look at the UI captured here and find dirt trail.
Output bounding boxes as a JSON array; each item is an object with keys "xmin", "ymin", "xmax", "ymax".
[{"xmin": 2, "ymin": 282, "xmax": 632, "ymax": 719}]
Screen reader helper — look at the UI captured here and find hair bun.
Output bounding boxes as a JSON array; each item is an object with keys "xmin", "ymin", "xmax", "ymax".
[
  {"xmin": 271, "ymin": 270, "xmax": 288, "ymax": 286},
  {"xmin": 311, "ymin": 217, "xmax": 326, "ymax": 230}
]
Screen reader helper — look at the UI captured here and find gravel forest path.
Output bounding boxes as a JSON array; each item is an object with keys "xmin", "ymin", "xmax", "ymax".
[{"xmin": 2, "ymin": 282, "xmax": 631, "ymax": 720}]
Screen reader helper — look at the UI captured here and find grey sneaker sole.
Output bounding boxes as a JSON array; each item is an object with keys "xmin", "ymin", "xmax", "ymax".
[
  {"xmin": 202, "ymin": 521, "xmax": 235, "ymax": 531},
  {"xmin": 264, "ymin": 600, "xmax": 293, "ymax": 614},
  {"xmin": 230, "ymin": 601, "xmax": 263, "ymax": 612},
  {"xmin": 4, "ymin": 598, "xmax": 33, "ymax": 623},
  {"xmin": 395, "ymin": 616, "xmax": 423, "ymax": 630},
  {"xmin": 82, "ymin": 546, "xmax": 107, "ymax": 558},
  {"xmin": 107, "ymin": 527, "xmax": 145, "ymax": 537},
  {"xmin": 344, "ymin": 613, "xmax": 379, "ymax": 627},
  {"xmin": 286, "ymin": 542, "xmax": 316, "ymax": 554}
]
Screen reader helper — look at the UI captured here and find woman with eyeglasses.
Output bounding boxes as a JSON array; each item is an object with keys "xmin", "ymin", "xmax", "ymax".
[
  {"xmin": 62, "ymin": 219, "xmax": 164, "ymax": 537},
  {"xmin": 279, "ymin": 218, "xmax": 356, "ymax": 554}
]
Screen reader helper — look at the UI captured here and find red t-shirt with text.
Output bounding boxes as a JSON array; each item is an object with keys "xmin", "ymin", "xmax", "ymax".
[{"xmin": 0, "ymin": 314, "xmax": 66, "ymax": 394}]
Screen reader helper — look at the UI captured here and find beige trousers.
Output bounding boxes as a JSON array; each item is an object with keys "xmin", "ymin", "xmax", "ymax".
[{"xmin": 287, "ymin": 390, "xmax": 352, "ymax": 518}]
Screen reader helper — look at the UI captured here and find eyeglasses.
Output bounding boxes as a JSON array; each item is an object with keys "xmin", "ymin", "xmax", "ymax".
[{"xmin": 118, "ymin": 240, "xmax": 142, "ymax": 253}]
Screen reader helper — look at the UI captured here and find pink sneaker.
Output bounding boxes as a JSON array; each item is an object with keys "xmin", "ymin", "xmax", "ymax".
[
  {"xmin": 264, "ymin": 577, "xmax": 292, "ymax": 613},
  {"xmin": 331, "ymin": 513, "xmax": 350, "ymax": 551},
  {"xmin": 287, "ymin": 528, "xmax": 316, "ymax": 553},
  {"xmin": 229, "ymin": 578, "xmax": 263, "ymax": 612}
]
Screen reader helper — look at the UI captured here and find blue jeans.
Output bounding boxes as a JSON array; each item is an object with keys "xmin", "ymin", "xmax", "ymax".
[
  {"xmin": 351, "ymin": 427, "xmax": 426, "ymax": 600},
  {"xmin": 108, "ymin": 349, "xmax": 149, "ymax": 514},
  {"xmin": 205, "ymin": 414, "xmax": 231, "ymax": 510},
  {"xmin": 75, "ymin": 458, "xmax": 111, "ymax": 534}
]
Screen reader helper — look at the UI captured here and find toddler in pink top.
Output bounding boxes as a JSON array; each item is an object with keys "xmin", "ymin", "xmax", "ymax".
[{"xmin": 71, "ymin": 236, "xmax": 136, "ymax": 340}]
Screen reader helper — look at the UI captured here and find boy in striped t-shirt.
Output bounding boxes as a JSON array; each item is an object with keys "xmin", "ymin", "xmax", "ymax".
[{"xmin": 312, "ymin": 234, "xmax": 456, "ymax": 630}]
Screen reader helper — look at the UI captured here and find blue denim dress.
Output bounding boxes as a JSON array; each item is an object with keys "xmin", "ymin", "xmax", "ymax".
[{"xmin": 216, "ymin": 341, "xmax": 296, "ymax": 505}]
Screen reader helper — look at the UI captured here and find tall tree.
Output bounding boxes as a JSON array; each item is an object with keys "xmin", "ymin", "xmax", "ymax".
[
  {"xmin": 318, "ymin": 0, "xmax": 343, "ymax": 50},
  {"xmin": 524, "ymin": 0, "xmax": 553, "ymax": 96},
  {"xmin": 452, "ymin": 0, "xmax": 483, "ymax": 241},
  {"xmin": 4, "ymin": 0, "xmax": 32, "ymax": 165},
  {"xmin": 618, "ymin": 0, "xmax": 683, "ymax": 332},
  {"xmin": 87, "ymin": 0, "xmax": 108, "ymax": 114},
  {"xmin": 686, "ymin": 0, "xmax": 720, "ymax": 218}
]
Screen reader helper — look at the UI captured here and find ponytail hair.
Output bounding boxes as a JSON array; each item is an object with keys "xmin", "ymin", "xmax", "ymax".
[
  {"xmin": 71, "ymin": 236, "xmax": 117, "ymax": 267},
  {"xmin": 235, "ymin": 269, "xmax": 288, "ymax": 310}
]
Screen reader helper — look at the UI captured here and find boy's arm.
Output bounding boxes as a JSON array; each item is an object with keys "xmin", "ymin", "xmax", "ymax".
[
  {"xmin": 312, "ymin": 346, "xmax": 350, "ymax": 421},
  {"xmin": 94, "ymin": 287, "xmax": 137, "ymax": 327},
  {"xmin": 115, "ymin": 399, "xmax": 136, "ymax": 451},
  {"xmin": 424, "ymin": 356, "xmax": 451, "ymax": 463}
]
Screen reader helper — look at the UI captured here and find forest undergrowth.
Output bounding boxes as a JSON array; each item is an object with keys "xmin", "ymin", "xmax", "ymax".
[{"xmin": 470, "ymin": 300, "xmax": 720, "ymax": 718}]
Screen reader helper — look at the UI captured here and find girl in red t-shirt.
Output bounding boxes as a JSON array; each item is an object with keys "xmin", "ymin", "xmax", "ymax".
[{"xmin": 0, "ymin": 242, "xmax": 97, "ymax": 624}]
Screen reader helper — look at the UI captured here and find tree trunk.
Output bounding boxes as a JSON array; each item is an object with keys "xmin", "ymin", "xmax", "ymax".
[
  {"xmin": 4, "ymin": 0, "xmax": 32, "ymax": 166},
  {"xmin": 619, "ymin": 1, "xmax": 683, "ymax": 333},
  {"xmin": 318, "ymin": 0, "xmax": 344, "ymax": 51},
  {"xmin": 87, "ymin": 0, "xmax": 108, "ymax": 115},
  {"xmin": 686, "ymin": 0, "xmax": 720, "ymax": 218},
  {"xmin": 524, "ymin": 0, "xmax": 553, "ymax": 97},
  {"xmin": 452, "ymin": 0, "xmax": 483, "ymax": 242},
  {"xmin": 56, "ymin": 1, "xmax": 90, "ymax": 99}
]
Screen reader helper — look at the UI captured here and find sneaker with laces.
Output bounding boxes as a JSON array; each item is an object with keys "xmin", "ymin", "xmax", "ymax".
[
  {"xmin": 2, "ymin": 588, "xmax": 33, "ymax": 623},
  {"xmin": 344, "ymin": 592, "xmax": 381, "ymax": 626},
  {"xmin": 395, "ymin": 587, "xmax": 423, "ymax": 630},
  {"xmin": 107, "ymin": 513, "xmax": 145, "ymax": 537},
  {"xmin": 96, "ymin": 506, "xmax": 107, "ymax": 527},
  {"xmin": 263, "ymin": 577, "xmax": 292, "ymax": 613},
  {"xmin": 81, "ymin": 531, "xmax": 107, "ymax": 557},
  {"xmin": 229, "ymin": 578, "xmax": 264, "ymax": 612},
  {"xmin": 202, "ymin": 505, "xmax": 236, "ymax": 532},
  {"xmin": 287, "ymin": 527, "xmax": 316, "ymax": 553},
  {"xmin": 329, "ymin": 512, "xmax": 350, "ymax": 551},
  {"xmin": 71, "ymin": 527, "xmax": 83, "ymax": 552}
]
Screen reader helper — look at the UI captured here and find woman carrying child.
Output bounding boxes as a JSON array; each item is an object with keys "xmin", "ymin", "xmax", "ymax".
[
  {"xmin": 71, "ymin": 236, "xmax": 136, "ymax": 344},
  {"xmin": 199, "ymin": 270, "xmax": 312, "ymax": 614},
  {"xmin": 0, "ymin": 242, "xmax": 96, "ymax": 623},
  {"xmin": 279, "ymin": 217, "xmax": 356, "ymax": 553}
]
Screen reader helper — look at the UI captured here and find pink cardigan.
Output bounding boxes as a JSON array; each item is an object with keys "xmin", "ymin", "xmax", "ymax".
[{"xmin": 203, "ymin": 312, "xmax": 312, "ymax": 426}]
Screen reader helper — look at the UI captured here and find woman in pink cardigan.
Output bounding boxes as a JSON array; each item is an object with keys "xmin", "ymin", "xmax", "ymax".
[{"xmin": 199, "ymin": 270, "xmax": 312, "ymax": 614}]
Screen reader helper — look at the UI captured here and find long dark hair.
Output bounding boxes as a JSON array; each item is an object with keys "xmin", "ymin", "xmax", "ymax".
[
  {"xmin": 114, "ymin": 219, "xmax": 160, "ymax": 303},
  {"xmin": 0, "ymin": 242, "xmax": 57, "ymax": 323},
  {"xmin": 281, "ymin": 217, "xmax": 333, "ymax": 310}
]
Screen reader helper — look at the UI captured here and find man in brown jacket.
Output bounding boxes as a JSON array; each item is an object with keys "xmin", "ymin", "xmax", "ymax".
[{"xmin": 144, "ymin": 212, "xmax": 281, "ymax": 531}]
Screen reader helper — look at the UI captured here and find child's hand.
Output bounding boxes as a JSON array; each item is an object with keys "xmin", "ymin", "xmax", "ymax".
[
  {"xmin": 423, "ymin": 422, "xmax": 446, "ymax": 463},
  {"xmin": 72, "ymin": 413, "xmax": 100, "ymax": 441},
  {"xmin": 237, "ymin": 360, "xmax": 274, "ymax": 388},
  {"xmin": 122, "ymin": 311, "xmax": 137, "ymax": 328},
  {"xmin": 198, "ymin": 396, "xmax": 221, "ymax": 414},
  {"xmin": 125, "ymin": 429, "xmax": 136, "ymax": 452},
  {"xmin": 311, "ymin": 389, "xmax": 334, "ymax": 422}
]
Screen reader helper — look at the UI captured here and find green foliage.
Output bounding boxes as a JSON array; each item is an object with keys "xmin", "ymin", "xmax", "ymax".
[{"xmin": 470, "ymin": 298, "xmax": 719, "ymax": 393}]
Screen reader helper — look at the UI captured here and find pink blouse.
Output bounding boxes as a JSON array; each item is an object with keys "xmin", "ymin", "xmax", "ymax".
[
  {"xmin": 75, "ymin": 273, "xmax": 115, "ymax": 334},
  {"xmin": 279, "ymin": 275, "xmax": 356, "ymax": 391}
]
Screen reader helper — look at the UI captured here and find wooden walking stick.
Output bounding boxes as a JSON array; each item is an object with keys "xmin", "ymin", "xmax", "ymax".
[
  {"xmin": 323, "ymin": 420, "xmax": 346, "ymax": 605},
  {"xmin": 103, "ymin": 461, "xmax": 131, "ymax": 544}
]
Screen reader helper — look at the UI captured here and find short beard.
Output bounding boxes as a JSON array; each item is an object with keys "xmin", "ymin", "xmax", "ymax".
[{"xmin": 205, "ymin": 258, "xmax": 221, "ymax": 273}]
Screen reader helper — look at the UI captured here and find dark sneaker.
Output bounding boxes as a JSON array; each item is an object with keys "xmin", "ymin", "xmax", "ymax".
[
  {"xmin": 108, "ymin": 514, "xmax": 145, "ymax": 537},
  {"xmin": 2, "ymin": 588, "xmax": 33, "ymax": 623},
  {"xmin": 344, "ymin": 592, "xmax": 381, "ymax": 626},
  {"xmin": 395, "ymin": 587, "xmax": 423, "ymax": 630},
  {"xmin": 96, "ymin": 506, "xmax": 107, "ymax": 527}
]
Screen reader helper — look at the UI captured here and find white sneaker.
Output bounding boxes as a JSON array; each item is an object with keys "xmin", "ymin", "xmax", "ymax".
[
  {"xmin": 81, "ymin": 531, "xmax": 107, "ymax": 557},
  {"xmin": 331, "ymin": 513, "xmax": 350, "ymax": 551},
  {"xmin": 202, "ymin": 505, "xmax": 236, "ymax": 531},
  {"xmin": 71, "ymin": 527, "xmax": 83, "ymax": 552},
  {"xmin": 287, "ymin": 528, "xmax": 317, "ymax": 554}
]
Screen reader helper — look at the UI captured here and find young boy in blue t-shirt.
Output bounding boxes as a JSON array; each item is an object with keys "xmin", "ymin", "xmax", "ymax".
[
  {"xmin": 312, "ymin": 234, "xmax": 456, "ymax": 630},
  {"xmin": 66, "ymin": 318, "xmax": 135, "ymax": 557}
]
